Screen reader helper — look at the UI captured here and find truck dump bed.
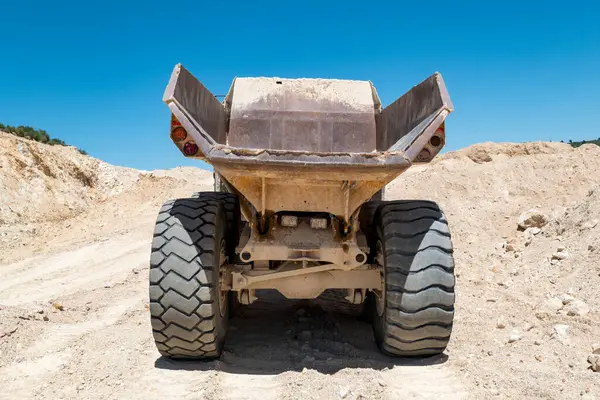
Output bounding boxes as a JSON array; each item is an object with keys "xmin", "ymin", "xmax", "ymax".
[
  {"xmin": 226, "ymin": 77, "xmax": 378, "ymax": 153},
  {"xmin": 163, "ymin": 64, "xmax": 453, "ymax": 222}
]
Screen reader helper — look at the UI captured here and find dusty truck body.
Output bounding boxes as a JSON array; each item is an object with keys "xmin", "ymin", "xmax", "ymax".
[{"xmin": 149, "ymin": 64, "xmax": 455, "ymax": 359}]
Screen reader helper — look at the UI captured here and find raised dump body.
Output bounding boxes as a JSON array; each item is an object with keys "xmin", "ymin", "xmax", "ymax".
[
  {"xmin": 150, "ymin": 64, "xmax": 456, "ymax": 361},
  {"xmin": 163, "ymin": 64, "xmax": 453, "ymax": 225}
]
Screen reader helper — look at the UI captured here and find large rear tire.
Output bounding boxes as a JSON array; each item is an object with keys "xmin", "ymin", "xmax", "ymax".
[
  {"xmin": 191, "ymin": 191, "xmax": 240, "ymax": 257},
  {"xmin": 370, "ymin": 200, "xmax": 455, "ymax": 356},
  {"xmin": 149, "ymin": 196, "xmax": 230, "ymax": 359}
]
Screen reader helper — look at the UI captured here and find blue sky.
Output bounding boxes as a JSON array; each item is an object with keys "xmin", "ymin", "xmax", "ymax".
[{"xmin": 1, "ymin": 0, "xmax": 599, "ymax": 171}]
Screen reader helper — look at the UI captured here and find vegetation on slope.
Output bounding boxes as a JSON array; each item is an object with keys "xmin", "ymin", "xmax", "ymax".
[
  {"xmin": 0, "ymin": 123, "xmax": 87, "ymax": 154},
  {"xmin": 566, "ymin": 138, "xmax": 600, "ymax": 148}
]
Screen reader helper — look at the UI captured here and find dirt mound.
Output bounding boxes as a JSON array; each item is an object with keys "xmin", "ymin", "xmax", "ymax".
[
  {"xmin": 437, "ymin": 140, "xmax": 576, "ymax": 164},
  {"xmin": 394, "ymin": 141, "xmax": 600, "ymax": 243},
  {"xmin": 0, "ymin": 132, "xmax": 213, "ymax": 263},
  {"xmin": 0, "ymin": 131, "xmax": 214, "ymax": 226},
  {"xmin": 0, "ymin": 132, "xmax": 141, "ymax": 225},
  {"xmin": 390, "ymin": 142, "xmax": 600, "ymax": 398},
  {"xmin": 553, "ymin": 185, "xmax": 600, "ymax": 236}
]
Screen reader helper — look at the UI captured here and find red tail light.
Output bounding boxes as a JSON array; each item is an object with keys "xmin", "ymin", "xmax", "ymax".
[{"xmin": 183, "ymin": 141, "xmax": 199, "ymax": 156}]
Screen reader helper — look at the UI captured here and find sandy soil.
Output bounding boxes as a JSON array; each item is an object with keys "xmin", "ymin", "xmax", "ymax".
[{"xmin": 1, "ymin": 133, "xmax": 599, "ymax": 399}]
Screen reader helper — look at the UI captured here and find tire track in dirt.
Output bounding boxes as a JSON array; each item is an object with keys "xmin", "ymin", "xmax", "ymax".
[
  {"xmin": 0, "ymin": 233, "xmax": 150, "ymax": 306},
  {"xmin": 0, "ymin": 238, "xmax": 467, "ymax": 399}
]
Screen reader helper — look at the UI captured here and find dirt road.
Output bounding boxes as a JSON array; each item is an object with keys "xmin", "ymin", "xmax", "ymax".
[
  {"xmin": 1, "ymin": 133, "xmax": 600, "ymax": 399},
  {"xmin": 0, "ymin": 219, "xmax": 466, "ymax": 400}
]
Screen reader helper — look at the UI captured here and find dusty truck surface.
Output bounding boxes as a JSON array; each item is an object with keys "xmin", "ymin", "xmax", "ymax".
[{"xmin": 149, "ymin": 63, "xmax": 455, "ymax": 359}]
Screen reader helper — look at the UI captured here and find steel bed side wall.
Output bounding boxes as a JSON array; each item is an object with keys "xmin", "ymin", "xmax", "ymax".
[{"xmin": 163, "ymin": 64, "xmax": 227, "ymax": 146}]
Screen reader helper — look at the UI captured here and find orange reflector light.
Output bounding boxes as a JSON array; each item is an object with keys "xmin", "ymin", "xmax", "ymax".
[
  {"xmin": 436, "ymin": 121, "xmax": 445, "ymax": 134},
  {"xmin": 172, "ymin": 127, "xmax": 187, "ymax": 142},
  {"xmin": 171, "ymin": 114, "xmax": 182, "ymax": 127},
  {"xmin": 183, "ymin": 141, "xmax": 199, "ymax": 156}
]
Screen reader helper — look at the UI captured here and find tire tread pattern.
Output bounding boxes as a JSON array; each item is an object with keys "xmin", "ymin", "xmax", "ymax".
[
  {"xmin": 191, "ymin": 191, "xmax": 240, "ymax": 256},
  {"xmin": 376, "ymin": 200, "xmax": 456, "ymax": 356},
  {"xmin": 149, "ymin": 196, "xmax": 227, "ymax": 359}
]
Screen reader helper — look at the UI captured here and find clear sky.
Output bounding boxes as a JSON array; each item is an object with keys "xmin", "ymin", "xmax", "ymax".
[{"xmin": 1, "ymin": 1, "xmax": 599, "ymax": 171}]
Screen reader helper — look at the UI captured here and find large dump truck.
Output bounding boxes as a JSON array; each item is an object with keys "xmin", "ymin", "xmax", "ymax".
[{"xmin": 149, "ymin": 64, "xmax": 455, "ymax": 359}]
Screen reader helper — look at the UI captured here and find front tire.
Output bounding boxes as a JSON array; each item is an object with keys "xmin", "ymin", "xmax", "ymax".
[
  {"xmin": 149, "ymin": 196, "xmax": 230, "ymax": 359},
  {"xmin": 370, "ymin": 200, "xmax": 455, "ymax": 356}
]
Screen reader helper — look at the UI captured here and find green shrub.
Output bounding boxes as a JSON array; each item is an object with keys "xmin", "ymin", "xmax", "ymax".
[
  {"xmin": 569, "ymin": 139, "xmax": 600, "ymax": 148},
  {"xmin": 1, "ymin": 122, "xmax": 87, "ymax": 154},
  {"xmin": 48, "ymin": 138, "xmax": 66, "ymax": 146}
]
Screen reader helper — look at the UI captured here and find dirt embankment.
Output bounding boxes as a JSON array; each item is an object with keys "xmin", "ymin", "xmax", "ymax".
[
  {"xmin": 0, "ymin": 132, "xmax": 213, "ymax": 263},
  {"xmin": 393, "ymin": 141, "xmax": 600, "ymax": 398},
  {"xmin": 0, "ymin": 132, "xmax": 140, "ymax": 225},
  {"xmin": 1, "ymin": 135, "xmax": 600, "ymax": 399}
]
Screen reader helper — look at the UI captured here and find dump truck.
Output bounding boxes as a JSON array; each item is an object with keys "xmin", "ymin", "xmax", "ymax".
[{"xmin": 149, "ymin": 64, "xmax": 455, "ymax": 359}]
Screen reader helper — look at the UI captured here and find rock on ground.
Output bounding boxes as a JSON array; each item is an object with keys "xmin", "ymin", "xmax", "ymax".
[
  {"xmin": 508, "ymin": 334, "xmax": 522, "ymax": 343},
  {"xmin": 538, "ymin": 297, "xmax": 564, "ymax": 314},
  {"xmin": 518, "ymin": 209, "xmax": 549, "ymax": 231},
  {"xmin": 551, "ymin": 250, "xmax": 569, "ymax": 260},
  {"xmin": 565, "ymin": 300, "xmax": 590, "ymax": 316},
  {"xmin": 589, "ymin": 355, "xmax": 600, "ymax": 372},
  {"xmin": 552, "ymin": 324, "xmax": 570, "ymax": 343}
]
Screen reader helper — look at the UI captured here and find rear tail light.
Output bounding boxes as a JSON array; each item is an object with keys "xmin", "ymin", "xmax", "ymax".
[
  {"xmin": 183, "ymin": 141, "xmax": 199, "ymax": 156},
  {"xmin": 171, "ymin": 114, "xmax": 198, "ymax": 156},
  {"xmin": 416, "ymin": 148, "xmax": 431, "ymax": 162},
  {"xmin": 172, "ymin": 127, "xmax": 187, "ymax": 142},
  {"xmin": 171, "ymin": 114, "xmax": 188, "ymax": 142},
  {"xmin": 429, "ymin": 122, "xmax": 445, "ymax": 148}
]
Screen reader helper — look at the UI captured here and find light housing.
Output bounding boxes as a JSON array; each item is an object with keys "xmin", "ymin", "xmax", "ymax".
[
  {"xmin": 172, "ymin": 127, "xmax": 187, "ymax": 142},
  {"xmin": 183, "ymin": 141, "xmax": 199, "ymax": 156}
]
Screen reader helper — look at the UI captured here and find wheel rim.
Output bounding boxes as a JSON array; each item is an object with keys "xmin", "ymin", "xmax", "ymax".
[
  {"xmin": 218, "ymin": 238, "xmax": 228, "ymax": 317},
  {"xmin": 374, "ymin": 240, "xmax": 385, "ymax": 317}
]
